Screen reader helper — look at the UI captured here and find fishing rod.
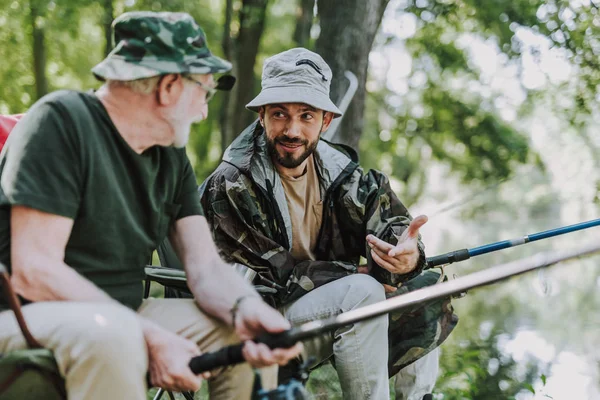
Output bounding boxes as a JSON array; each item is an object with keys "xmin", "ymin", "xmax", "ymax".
[
  {"xmin": 425, "ymin": 218, "xmax": 600, "ymax": 268},
  {"xmin": 188, "ymin": 242, "xmax": 600, "ymax": 376}
]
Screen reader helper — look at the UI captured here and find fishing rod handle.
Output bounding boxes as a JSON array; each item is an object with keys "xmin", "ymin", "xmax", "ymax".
[
  {"xmin": 189, "ymin": 330, "xmax": 297, "ymax": 374},
  {"xmin": 426, "ymin": 248, "xmax": 470, "ymax": 268}
]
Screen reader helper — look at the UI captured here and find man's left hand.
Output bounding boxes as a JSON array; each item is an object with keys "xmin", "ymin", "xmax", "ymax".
[{"xmin": 366, "ymin": 215, "xmax": 428, "ymax": 275}]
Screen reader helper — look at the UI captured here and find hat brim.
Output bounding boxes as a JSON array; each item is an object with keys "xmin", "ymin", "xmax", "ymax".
[
  {"xmin": 92, "ymin": 54, "xmax": 232, "ymax": 81},
  {"xmin": 246, "ymin": 86, "xmax": 342, "ymax": 118}
]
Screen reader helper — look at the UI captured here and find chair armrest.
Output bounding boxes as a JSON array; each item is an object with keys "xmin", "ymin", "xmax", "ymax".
[
  {"xmin": 144, "ymin": 266, "xmax": 277, "ymax": 296},
  {"xmin": 144, "ymin": 266, "xmax": 191, "ymax": 293}
]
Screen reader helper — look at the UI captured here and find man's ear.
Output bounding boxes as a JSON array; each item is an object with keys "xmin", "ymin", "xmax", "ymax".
[
  {"xmin": 320, "ymin": 112, "xmax": 335, "ymax": 132},
  {"xmin": 258, "ymin": 107, "xmax": 265, "ymax": 126},
  {"xmin": 156, "ymin": 74, "xmax": 184, "ymax": 106}
]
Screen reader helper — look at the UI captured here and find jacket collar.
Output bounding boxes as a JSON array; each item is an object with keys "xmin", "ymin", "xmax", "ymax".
[{"xmin": 222, "ymin": 120, "xmax": 357, "ymax": 249}]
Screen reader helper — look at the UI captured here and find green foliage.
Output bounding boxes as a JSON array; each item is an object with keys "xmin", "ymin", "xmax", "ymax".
[
  {"xmin": 436, "ymin": 327, "xmax": 547, "ymax": 400},
  {"xmin": 359, "ymin": 0, "xmax": 600, "ymax": 205}
]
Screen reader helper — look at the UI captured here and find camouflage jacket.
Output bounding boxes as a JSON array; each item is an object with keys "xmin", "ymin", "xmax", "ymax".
[
  {"xmin": 200, "ymin": 121, "xmax": 458, "ymax": 375},
  {"xmin": 200, "ymin": 121, "xmax": 429, "ymax": 306}
]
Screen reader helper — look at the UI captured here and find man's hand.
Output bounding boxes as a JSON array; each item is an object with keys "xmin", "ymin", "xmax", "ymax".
[
  {"xmin": 235, "ymin": 297, "xmax": 303, "ymax": 368},
  {"xmin": 145, "ymin": 323, "xmax": 207, "ymax": 392},
  {"xmin": 366, "ymin": 215, "xmax": 428, "ymax": 275}
]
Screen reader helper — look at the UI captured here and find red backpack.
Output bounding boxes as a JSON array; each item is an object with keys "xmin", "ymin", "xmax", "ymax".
[{"xmin": 0, "ymin": 114, "xmax": 23, "ymax": 153}]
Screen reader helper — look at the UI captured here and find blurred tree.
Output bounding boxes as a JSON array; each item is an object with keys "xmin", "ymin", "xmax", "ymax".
[
  {"xmin": 315, "ymin": 0, "xmax": 390, "ymax": 149},
  {"xmin": 219, "ymin": 0, "xmax": 270, "ymax": 150},
  {"xmin": 101, "ymin": 0, "xmax": 114, "ymax": 57},
  {"xmin": 293, "ymin": 0, "xmax": 314, "ymax": 48},
  {"xmin": 30, "ymin": 0, "xmax": 48, "ymax": 100}
]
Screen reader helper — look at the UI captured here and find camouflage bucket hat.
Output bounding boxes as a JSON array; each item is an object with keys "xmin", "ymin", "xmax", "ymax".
[
  {"xmin": 92, "ymin": 11, "xmax": 232, "ymax": 81},
  {"xmin": 246, "ymin": 48, "xmax": 342, "ymax": 118}
]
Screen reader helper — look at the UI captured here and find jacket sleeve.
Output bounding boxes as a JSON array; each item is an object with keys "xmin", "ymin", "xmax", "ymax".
[
  {"xmin": 200, "ymin": 170, "xmax": 355, "ymax": 306},
  {"xmin": 358, "ymin": 169, "xmax": 427, "ymax": 286}
]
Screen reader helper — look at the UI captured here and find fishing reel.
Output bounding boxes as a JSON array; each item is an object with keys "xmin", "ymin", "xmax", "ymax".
[{"xmin": 251, "ymin": 358, "xmax": 314, "ymax": 400}]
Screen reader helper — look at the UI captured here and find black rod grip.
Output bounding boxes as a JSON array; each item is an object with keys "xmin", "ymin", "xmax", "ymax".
[
  {"xmin": 426, "ymin": 248, "xmax": 470, "ymax": 268},
  {"xmin": 189, "ymin": 343, "xmax": 244, "ymax": 374},
  {"xmin": 189, "ymin": 330, "xmax": 298, "ymax": 374}
]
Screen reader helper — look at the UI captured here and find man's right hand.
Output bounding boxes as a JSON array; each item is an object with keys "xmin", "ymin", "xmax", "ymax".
[
  {"xmin": 144, "ymin": 322, "xmax": 206, "ymax": 392},
  {"xmin": 235, "ymin": 296, "xmax": 303, "ymax": 368}
]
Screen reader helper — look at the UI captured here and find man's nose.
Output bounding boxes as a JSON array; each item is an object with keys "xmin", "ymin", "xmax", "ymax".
[{"xmin": 284, "ymin": 120, "xmax": 301, "ymax": 138}]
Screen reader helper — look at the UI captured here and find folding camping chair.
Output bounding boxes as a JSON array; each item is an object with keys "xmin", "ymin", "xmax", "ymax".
[{"xmin": 0, "ymin": 263, "xmax": 65, "ymax": 399}]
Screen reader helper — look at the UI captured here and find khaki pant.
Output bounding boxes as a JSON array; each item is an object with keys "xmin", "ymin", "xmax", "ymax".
[{"xmin": 0, "ymin": 299, "xmax": 275, "ymax": 399}]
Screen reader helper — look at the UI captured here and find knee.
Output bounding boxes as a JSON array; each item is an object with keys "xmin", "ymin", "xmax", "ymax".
[
  {"xmin": 340, "ymin": 274, "xmax": 386, "ymax": 310},
  {"xmin": 67, "ymin": 304, "xmax": 146, "ymax": 368}
]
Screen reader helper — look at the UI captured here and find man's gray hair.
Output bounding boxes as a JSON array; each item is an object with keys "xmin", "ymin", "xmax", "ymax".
[{"xmin": 105, "ymin": 76, "xmax": 161, "ymax": 95}]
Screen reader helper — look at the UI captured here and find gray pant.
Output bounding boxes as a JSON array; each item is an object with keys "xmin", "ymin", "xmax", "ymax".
[
  {"xmin": 394, "ymin": 348, "xmax": 439, "ymax": 400},
  {"xmin": 280, "ymin": 274, "xmax": 390, "ymax": 400}
]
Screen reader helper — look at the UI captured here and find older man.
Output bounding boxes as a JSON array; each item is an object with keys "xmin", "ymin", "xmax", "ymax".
[
  {"xmin": 200, "ymin": 48, "xmax": 456, "ymax": 399},
  {"xmin": 0, "ymin": 12, "xmax": 300, "ymax": 400}
]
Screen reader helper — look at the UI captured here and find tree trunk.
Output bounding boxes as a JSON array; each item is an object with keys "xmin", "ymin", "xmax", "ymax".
[
  {"xmin": 220, "ymin": 0, "xmax": 270, "ymax": 151},
  {"xmin": 102, "ymin": 0, "xmax": 114, "ymax": 57},
  {"xmin": 315, "ymin": 0, "xmax": 389, "ymax": 148},
  {"xmin": 294, "ymin": 0, "xmax": 315, "ymax": 48},
  {"xmin": 218, "ymin": 0, "xmax": 234, "ymax": 151},
  {"xmin": 221, "ymin": 0, "xmax": 234, "ymax": 60},
  {"xmin": 30, "ymin": 0, "xmax": 48, "ymax": 100}
]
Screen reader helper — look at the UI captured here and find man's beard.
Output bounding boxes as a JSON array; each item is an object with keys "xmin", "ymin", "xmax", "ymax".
[
  {"xmin": 169, "ymin": 88, "xmax": 207, "ymax": 148},
  {"xmin": 172, "ymin": 123, "xmax": 192, "ymax": 148},
  {"xmin": 170, "ymin": 107, "xmax": 205, "ymax": 149},
  {"xmin": 266, "ymin": 135, "xmax": 318, "ymax": 169}
]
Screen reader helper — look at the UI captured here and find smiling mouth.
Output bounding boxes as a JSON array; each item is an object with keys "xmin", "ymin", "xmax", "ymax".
[{"xmin": 278, "ymin": 142, "xmax": 304, "ymax": 151}]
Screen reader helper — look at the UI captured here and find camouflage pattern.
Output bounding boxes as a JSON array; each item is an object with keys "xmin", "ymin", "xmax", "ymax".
[
  {"xmin": 386, "ymin": 268, "xmax": 458, "ymax": 376},
  {"xmin": 92, "ymin": 11, "xmax": 231, "ymax": 81},
  {"xmin": 200, "ymin": 121, "xmax": 458, "ymax": 374}
]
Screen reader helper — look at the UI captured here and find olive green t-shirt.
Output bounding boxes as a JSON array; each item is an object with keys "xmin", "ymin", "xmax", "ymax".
[{"xmin": 0, "ymin": 90, "xmax": 202, "ymax": 310}]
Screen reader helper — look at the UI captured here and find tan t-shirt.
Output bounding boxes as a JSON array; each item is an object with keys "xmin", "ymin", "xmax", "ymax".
[{"xmin": 279, "ymin": 155, "xmax": 323, "ymax": 261}]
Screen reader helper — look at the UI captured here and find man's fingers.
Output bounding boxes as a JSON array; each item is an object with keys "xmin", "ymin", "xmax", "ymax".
[
  {"xmin": 152, "ymin": 369, "xmax": 202, "ymax": 392},
  {"xmin": 244, "ymin": 341, "xmax": 301, "ymax": 368},
  {"xmin": 382, "ymin": 284, "xmax": 397, "ymax": 293},
  {"xmin": 247, "ymin": 299, "xmax": 291, "ymax": 333},
  {"xmin": 180, "ymin": 372, "xmax": 203, "ymax": 392},
  {"xmin": 242, "ymin": 341, "xmax": 264, "ymax": 367},
  {"xmin": 357, "ymin": 265, "xmax": 369, "ymax": 274},
  {"xmin": 200, "ymin": 371, "xmax": 212, "ymax": 380},
  {"xmin": 271, "ymin": 342, "xmax": 303, "ymax": 366},
  {"xmin": 405, "ymin": 215, "xmax": 428, "ymax": 239},
  {"xmin": 366, "ymin": 234, "xmax": 394, "ymax": 252},
  {"xmin": 388, "ymin": 241, "xmax": 414, "ymax": 257},
  {"xmin": 243, "ymin": 341, "xmax": 275, "ymax": 368},
  {"xmin": 371, "ymin": 249, "xmax": 396, "ymax": 272},
  {"xmin": 370, "ymin": 245, "xmax": 389, "ymax": 261}
]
